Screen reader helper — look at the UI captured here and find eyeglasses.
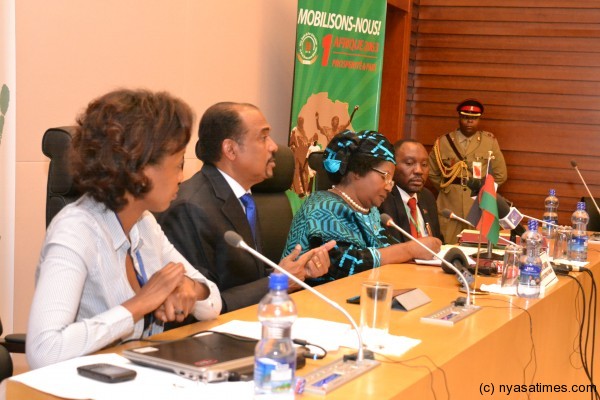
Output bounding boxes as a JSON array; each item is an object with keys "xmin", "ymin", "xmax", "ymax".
[{"xmin": 371, "ymin": 167, "xmax": 394, "ymax": 187}]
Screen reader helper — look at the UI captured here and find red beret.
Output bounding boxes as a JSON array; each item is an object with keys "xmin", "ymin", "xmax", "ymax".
[{"xmin": 457, "ymin": 99, "xmax": 484, "ymax": 117}]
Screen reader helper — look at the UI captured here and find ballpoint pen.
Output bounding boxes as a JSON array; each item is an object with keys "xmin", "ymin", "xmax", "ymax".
[{"xmin": 425, "ymin": 222, "xmax": 433, "ymax": 237}]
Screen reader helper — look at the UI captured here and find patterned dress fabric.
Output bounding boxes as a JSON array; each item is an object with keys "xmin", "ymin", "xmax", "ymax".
[{"xmin": 283, "ymin": 190, "xmax": 398, "ymax": 285}]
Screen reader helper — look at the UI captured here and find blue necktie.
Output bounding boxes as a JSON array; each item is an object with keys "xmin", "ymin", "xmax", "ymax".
[{"xmin": 240, "ymin": 193, "xmax": 257, "ymax": 242}]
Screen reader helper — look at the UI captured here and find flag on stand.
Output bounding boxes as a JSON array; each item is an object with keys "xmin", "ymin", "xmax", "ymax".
[{"xmin": 476, "ymin": 174, "xmax": 501, "ymax": 245}]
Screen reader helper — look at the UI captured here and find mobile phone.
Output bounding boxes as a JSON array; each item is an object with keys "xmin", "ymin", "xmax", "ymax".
[
  {"xmin": 346, "ymin": 295, "xmax": 360, "ymax": 304},
  {"xmin": 77, "ymin": 363, "xmax": 137, "ymax": 383}
]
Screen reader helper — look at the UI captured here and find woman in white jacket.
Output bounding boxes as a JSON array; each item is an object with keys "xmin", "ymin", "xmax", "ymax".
[{"xmin": 27, "ymin": 89, "xmax": 222, "ymax": 369}]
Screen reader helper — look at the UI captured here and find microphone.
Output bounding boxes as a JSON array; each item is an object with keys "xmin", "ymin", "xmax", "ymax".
[
  {"xmin": 571, "ymin": 160, "xmax": 600, "ymax": 217},
  {"xmin": 224, "ymin": 231, "xmax": 367, "ymax": 363},
  {"xmin": 380, "ymin": 214, "xmax": 474, "ymax": 307},
  {"xmin": 553, "ymin": 263, "xmax": 588, "ymax": 273},
  {"xmin": 495, "ymin": 195, "xmax": 560, "ymax": 236},
  {"xmin": 521, "ymin": 214, "xmax": 559, "ymax": 228},
  {"xmin": 442, "ymin": 207, "xmax": 517, "ymax": 246},
  {"xmin": 441, "ymin": 208, "xmax": 474, "ymax": 227}
]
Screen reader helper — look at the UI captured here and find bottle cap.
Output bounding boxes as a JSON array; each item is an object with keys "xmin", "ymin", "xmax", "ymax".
[
  {"xmin": 549, "ymin": 189, "xmax": 556, "ymax": 196},
  {"xmin": 577, "ymin": 201, "xmax": 586, "ymax": 211},
  {"xmin": 269, "ymin": 273, "xmax": 289, "ymax": 290}
]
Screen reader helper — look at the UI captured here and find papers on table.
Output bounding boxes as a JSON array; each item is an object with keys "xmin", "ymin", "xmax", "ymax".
[
  {"xmin": 7, "ymin": 319, "xmax": 421, "ymax": 399},
  {"xmin": 213, "ymin": 318, "xmax": 420, "ymax": 358},
  {"xmin": 414, "ymin": 245, "xmax": 487, "ymax": 266},
  {"xmin": 8, "ymin": 353, "xmax": 253, "ymax": 400},
  {"xmin": 212, "ymin": 317, "xmax": 350, "ymax": 352}
]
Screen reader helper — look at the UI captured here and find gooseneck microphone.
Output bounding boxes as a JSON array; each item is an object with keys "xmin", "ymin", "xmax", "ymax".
[
  {"xmin": 522, "ymin": 214, "xmax": 559, "ymax": 228},
  {"xmin": 441, "ymin": 208, "xmax": 474, "ymax": 227},
  {"xmin": 380, "ymin": 213, "xmax": 474, "ymax": 307},
  {"xmin": 441, "ymin": 208, "xmax": 517, "ymax": 246},
  {"xmin": 571, "ymin": 160, "xmax": 600, "ymax": 217},
  {"xmin": 224, "ymin": 231, "xmax": 367, "ymax": 363}
]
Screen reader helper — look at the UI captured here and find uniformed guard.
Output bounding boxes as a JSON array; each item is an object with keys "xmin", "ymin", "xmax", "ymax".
[{"xmin": 428, "ymin": 99, "xmax": 508, "ymax": 244}]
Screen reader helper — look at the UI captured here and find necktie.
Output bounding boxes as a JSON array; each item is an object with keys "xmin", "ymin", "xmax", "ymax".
[
  {"xmin": 407, "ymin": 197, "xmax": 420, "ymax": 238},
  {"xmin": 240, "ymin": 193, "xmax": 257, "ymax": 242},
  {"xmin": 461, "ymin": 137, "xmax": 470, "ymax": 152}
]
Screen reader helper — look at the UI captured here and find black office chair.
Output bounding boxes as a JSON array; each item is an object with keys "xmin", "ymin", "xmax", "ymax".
[
  {"xmin": 307, "ymin": 151, "xmax": 333, "ymax": 191},
  {"xmin": 0, "ymin": 127, "xmax": 80, "ymax": 376},
  {"xmin": 0, "ymin": 317, "xmax": 25, "ymax": 355},
  {"xmin": 583, "ymin": 197, "xmax": 600, "ymax": 232},
  {"xmin": 0, "ymin": 345, "xmax": 12, "ymax": 383},
  {"xmin": 41, "ymin": 126, "xmax": 81, "ymax": 227},
  {"xmin": 252, "ymin": 146, "xmax": 297, "ymax": 264},
  {"xmin": 0, "ymin": 316, "xmax": 21, "ymax": 382}
]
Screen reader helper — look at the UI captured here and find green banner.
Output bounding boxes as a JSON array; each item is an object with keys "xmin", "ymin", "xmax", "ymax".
[{"xmin": 289, "ymin": 0, "xmax": 387, "ymax": 195}]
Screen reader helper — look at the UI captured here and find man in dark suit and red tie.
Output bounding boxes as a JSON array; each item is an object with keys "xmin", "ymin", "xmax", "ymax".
[{"xmin": 379, "ymin": 139, "xmax": 444, "ymax": 243}]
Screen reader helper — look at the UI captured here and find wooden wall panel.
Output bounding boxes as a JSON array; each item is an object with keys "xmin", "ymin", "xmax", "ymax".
[
  {"xmin": 417, "ymin": 48, "xmax": 600, "ymax": 67},
  {"xmin": 421, "ymin": 0, "xmax": 599, "ymax": 7},
  {"xmin": 420, "ymin": 8, "xmax": 600, "ymax": 23},
  {"xmin": 406, "ymin": 0, "xmax": 600, "ymax": 226},
  {"xmin": 415, "ymin": 75, "xmax": 600, "ymax": 96},
  {"xmin": 379, "ymin": 2, "xmax": 413, "ymax": 141},
  {"xmin": 418, "ymin": 35, "xmax": 600, "ymax": 52}
]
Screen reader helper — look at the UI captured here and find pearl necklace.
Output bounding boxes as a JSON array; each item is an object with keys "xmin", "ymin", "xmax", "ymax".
[{"xmin": 331, "ymin": 186, "xmax": 369, "ymax": 213}]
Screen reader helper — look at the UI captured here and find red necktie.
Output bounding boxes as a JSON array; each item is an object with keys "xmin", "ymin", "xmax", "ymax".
[{"xmin": 407, "ymin": 197, "xmax": 420, "ymax": 238}]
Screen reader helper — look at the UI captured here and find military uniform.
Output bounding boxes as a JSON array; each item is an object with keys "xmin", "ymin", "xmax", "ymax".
[{"xmin": 428, "ymin": 128, "xmax": 507, "ymax": 244}]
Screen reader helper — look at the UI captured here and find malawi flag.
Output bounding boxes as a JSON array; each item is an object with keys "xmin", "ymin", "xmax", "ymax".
[{"xmin": 476, "ymin": 174, "xmax": 500, "ymax": 245}]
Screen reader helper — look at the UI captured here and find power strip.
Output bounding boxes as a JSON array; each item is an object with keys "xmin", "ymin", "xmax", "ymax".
[
  {"xmin": 420, "ymin": 304, "xmax": 481, "ymax": 326},
  {"xmin": 301, "ymin": 358, "xmax": 380, "ymax": 395}
]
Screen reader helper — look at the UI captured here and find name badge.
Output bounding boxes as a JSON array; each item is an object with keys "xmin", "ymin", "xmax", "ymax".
[{"xmin": 472, "ymin": 161, "xmax": 482, "ymax": 179}]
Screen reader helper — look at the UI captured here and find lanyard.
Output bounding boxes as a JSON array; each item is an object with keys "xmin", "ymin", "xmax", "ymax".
[
  {"xmin": 114, "ymin": 212, "xmax": 148, "ymax": 286},
  {"xmin": 115, "ymin": 212, "xmax": 154, "ymax": 335},
  {"xmin": 133, "ymin": 249, "xmax": 148, "ymax": 287}
]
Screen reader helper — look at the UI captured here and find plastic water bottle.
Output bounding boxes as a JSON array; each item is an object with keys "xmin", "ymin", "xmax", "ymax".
[
  {"xmin": 517, "ymin": 220, "xmax": 542, "ymax": 298},
  {"xmin": 569, "ymin": 201, "xmax": 589, "ymax": 262},
  {"xmin": 254, "ymin": 273, "xmax": 297, "ymax": 399},
  {"xmin": 542, "ymin": 189, "xmax": 559, "ymax": 238}
]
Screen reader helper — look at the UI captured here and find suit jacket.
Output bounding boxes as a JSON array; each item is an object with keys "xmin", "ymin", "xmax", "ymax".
[
  {"xmin": 379, "ymin": 186, "xmax": 444, "ymax": 244},
  {"xmin": 157, "ymin": 164, "xmax": 270, "ymax": 313}
]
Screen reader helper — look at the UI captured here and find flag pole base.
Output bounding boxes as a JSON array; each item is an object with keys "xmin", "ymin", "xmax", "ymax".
[{"xmin": 473, "ymin": 242, "xmax": 502, "ymax": 275}]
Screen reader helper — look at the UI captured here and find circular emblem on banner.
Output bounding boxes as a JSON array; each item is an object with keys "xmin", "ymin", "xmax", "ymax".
[{"xmin": 296, "ymin": 32, "xmax": 318, "ymax": 65}]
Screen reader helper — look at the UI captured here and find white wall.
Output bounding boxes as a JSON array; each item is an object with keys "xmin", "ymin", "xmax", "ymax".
[
  {"xmin": 10, "ymin": 0, "xmax": 298, "ymax": 371},
  {"xmin": 1, "ymin": 0, "xmax": 16, "ymax": 340}
]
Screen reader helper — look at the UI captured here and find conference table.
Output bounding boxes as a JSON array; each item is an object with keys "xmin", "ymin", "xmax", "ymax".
[{"xmin": 6, "ymin": 244, "xmax": 600, "ymax": 399}]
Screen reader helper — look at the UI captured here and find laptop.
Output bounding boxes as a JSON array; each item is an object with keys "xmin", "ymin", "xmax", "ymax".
[{"xmin": 122, "ymin": 331, "xmax": 257, "ymax": 383}]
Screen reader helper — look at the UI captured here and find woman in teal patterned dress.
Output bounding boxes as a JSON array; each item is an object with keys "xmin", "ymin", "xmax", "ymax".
[{"xmin": 283, "ymin": 130, "xmax": 442, "ymax": 285}]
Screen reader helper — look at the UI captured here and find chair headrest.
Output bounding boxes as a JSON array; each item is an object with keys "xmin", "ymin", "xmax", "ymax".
[
  {"xmin": 42, "ymin": 127, "xmax": 77, "ymax": 195},
  {"xmin": 306, "ymin": 150, "xmax": 333, "ymax": 191},
  {"xmin": 307, "ymin": 151, "xmax": 324, "ymax": 170},
  {"xmin": 252, "ymin": 145, "xmax": 294, "ymax": 193}
]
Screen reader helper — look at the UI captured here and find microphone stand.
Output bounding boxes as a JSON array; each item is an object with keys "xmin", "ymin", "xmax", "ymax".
[
  {"xmin": 381, "ymin": 214, "xmax": 481, "ymax": 326},
  {"xmin": 381, "ymin": 215, "xmax": 474, "ymax": 307},
  {"xmin": 225, "ymin": 231, "xmax": 381, "ymax": 394},
  {"xmin": 224, "ymin": 231, "xmax": 372, "ymax": 364},
  {"xmin": 523, "ymin": 214, "xmax": 559, "ymax": 229},
  {"xmin": 443, "ymin": 208, "xmax": 517, "ymax": 247},
  {"xmin": 571, "ymin": 160, "xmax": 600, "ymax": 217}
]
